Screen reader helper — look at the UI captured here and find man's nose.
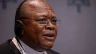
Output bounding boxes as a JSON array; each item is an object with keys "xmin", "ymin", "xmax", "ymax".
[{"xmin": 45, "ymin": 21, "xmax": 55, "ymax": 30}]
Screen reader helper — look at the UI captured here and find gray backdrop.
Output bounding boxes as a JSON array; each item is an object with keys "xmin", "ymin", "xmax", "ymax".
[{"xmin": 0, "ymin": 0, "xmax": 96, "ymax": 54}]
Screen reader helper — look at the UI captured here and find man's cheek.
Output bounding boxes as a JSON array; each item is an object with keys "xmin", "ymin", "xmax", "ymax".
[{"xmin": 36, "ymin": 25, "xmax": 44, "ymax": 33}]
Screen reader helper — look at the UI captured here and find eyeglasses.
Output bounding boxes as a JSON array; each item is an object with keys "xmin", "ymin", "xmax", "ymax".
[
  {"xmin": 19, "ymin": 18, "xmax": 61, "ymax": 26},
  {"xmin": 36, "ymin": 18, "xmax": 61, "ymax": 26}
]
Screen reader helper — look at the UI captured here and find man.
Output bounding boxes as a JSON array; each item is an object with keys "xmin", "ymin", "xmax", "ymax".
[{"xmin": 0, "ymin": 0, "xmax": 60, "ymax": 54}]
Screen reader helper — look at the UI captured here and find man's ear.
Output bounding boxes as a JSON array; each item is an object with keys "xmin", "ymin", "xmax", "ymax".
[{"xmin": 15, "ymin": 20, "xmax": 24, "ymax": 37}]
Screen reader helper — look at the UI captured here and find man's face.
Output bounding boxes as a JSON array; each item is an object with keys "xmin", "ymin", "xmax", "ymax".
[{"xmin": 21, "ymin": 1, "xmax": 57, "ymax": 50}]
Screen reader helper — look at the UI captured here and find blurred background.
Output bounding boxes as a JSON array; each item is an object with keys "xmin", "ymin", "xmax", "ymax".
[{"xmin": 0, "ymin": 0, "xmax": 96, "ymax": 54}]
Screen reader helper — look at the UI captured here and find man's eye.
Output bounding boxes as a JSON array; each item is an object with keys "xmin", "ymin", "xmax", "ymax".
[
  {"xmin": 39, "ymin": 19, "xmax": 46, "ymax": 21},
  {"xmin": 38, "ymin": 19, "xmax": 47, "ymax": 24},
  {"xmin": 51, "ymin": 19, "xmax": 57, "ymax": 23}
]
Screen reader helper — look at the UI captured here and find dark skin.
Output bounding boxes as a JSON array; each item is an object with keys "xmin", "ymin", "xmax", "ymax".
[{"xmin": 17, "ymin": 0, "xmax": 57, "ymax": 51}]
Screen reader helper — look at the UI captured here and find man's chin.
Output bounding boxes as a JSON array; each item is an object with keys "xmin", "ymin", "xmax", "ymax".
[{"xmin": 41, "ymin": 42, "xmax": 54, "ymax": 49}]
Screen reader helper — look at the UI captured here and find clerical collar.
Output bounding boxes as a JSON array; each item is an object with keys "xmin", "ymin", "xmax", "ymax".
[{"xmin": 12, "ymin": 37, "xmax": 47, "ymax": 54}]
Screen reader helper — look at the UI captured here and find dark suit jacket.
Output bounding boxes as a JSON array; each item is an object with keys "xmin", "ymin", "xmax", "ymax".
[{"xmin": 0, "ymin": 39, "xmax": 60, "ymax": 54}]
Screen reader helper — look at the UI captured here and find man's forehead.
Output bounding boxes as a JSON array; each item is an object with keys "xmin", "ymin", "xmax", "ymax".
[
  {"xmin": 26, "ymin": 0, "xmax": 46, "ymax": 2},
  {"xmin": 19, "ymin": 0, "xmax": 55, "ymax": 19},
  {"xmin": 21, "ymin": 1, "xmax": 53, "ymax": 14},
  {"xmin": 24, "ymin": 0, "xmax": 52, "ymax": 10}
]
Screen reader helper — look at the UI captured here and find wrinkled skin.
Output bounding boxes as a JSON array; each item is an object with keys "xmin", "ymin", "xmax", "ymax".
[{"xmin": 18, "ymin": 0, "xmax": 58, "ymax": 51}]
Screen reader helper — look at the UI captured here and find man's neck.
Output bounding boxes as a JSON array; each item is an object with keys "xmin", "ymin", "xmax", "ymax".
[{"xmin": 12, "ymin": 37, "xmax": 47, "ymax": 54}]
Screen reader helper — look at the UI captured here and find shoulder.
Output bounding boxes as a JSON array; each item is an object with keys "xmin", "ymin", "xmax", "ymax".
[
  {"xmin": 0, "ymin": 39, "xmax": 11, "ymax": 49},
  {"xmin": 0, "ymin": 39, "xmax": 12, "ymax": 53},
  {"xmin": 47, "ymin": 49, "xmax": 60, "ymax": 54},
  {"xmin": 0, "ymin": 39, "xmax": 21, "ymax": 54}
]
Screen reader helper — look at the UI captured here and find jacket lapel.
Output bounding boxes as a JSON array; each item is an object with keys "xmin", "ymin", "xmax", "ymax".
[{"xmin": 9, "ymin": 40, "xmax": 21, "ymax": 54}]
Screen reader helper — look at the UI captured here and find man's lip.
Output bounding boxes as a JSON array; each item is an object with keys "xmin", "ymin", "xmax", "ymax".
[
  {"xmin": 43, "ymin": 33, "xmax": 55, "ymax": 41},
  {"xmin": 43, "ymin": 32, "xmax": 55, "ymax": 37}
]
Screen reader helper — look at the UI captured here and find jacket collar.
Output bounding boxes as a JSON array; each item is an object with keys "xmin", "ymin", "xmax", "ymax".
[{"xmin": 8, "ymin": 40, "xmax": 21, "ymax": 54}]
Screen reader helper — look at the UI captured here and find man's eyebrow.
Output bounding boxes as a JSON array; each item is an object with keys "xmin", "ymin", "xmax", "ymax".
[{"xmin": 38, "ymin": 16, "xmax": 57, "ymax": 19}]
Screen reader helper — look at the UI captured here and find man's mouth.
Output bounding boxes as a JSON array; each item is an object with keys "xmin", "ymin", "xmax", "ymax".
[{"xmin": 43, "ymin": 33, "xmax": 55, "ymax": 41}]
